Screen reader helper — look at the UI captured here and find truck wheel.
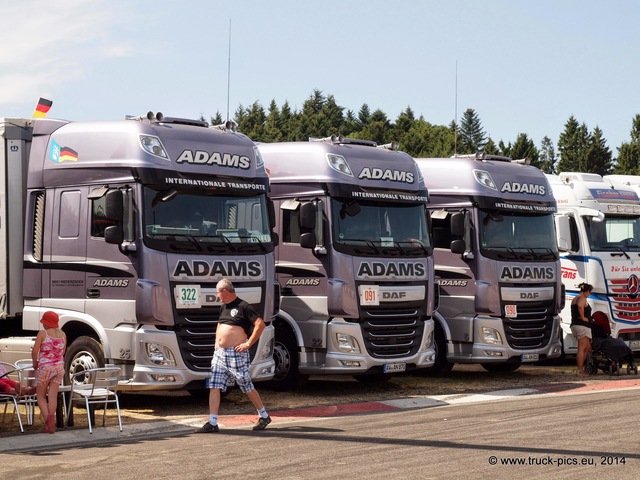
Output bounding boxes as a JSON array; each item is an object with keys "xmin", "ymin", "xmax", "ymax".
[
  {"xmin": 265, "ymin": 326, "xmax": 303, "ymax": 391},
  {"xmin": 481, "ymin": 361, "xmax": 522, "ymax": 373},
  {"xmin": 65, "ymin": 336, "xmax": 105, "ymax": 385},
  {"xmin": 415, "ymin": 323, "xmax": 454, "ymax": 377}
]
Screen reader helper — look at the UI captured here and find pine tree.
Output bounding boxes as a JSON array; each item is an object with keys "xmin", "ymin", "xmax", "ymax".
[
  {"xmin": 614, "ymin": 114, "xmax": 640, "ymax": 174},
  {"xmin": 264, "ymin": 100, "xmax": 283, "ymax": 142},
  {"xmin": 459, "ymin": 108, "xmax": 487, "ymax": 153},
  {"xmin": 538, "ymin": 136, "xmax": 556, "ymax": 174},
  {"xmin": 483, "ymin": 138, "xmax": 500, "ymax": 155},
  {"xmin": 236, "ymin": 102, "xmax": 267, "ymax": 141},
  {"xmin": 557, "ymin": 116, "xmax": 589, "ymax": 172},
  {"xmin": 510, "ymin": 134, "xmax": 539, "ymax": 166},
  {"xmin": 587, "ymin": 127, "xmax": 612, "ymax": 175},
  {"xmin": 358, "ymin": 104, "xmax": 371, "ymax": 127},
  {"xmin": 359, "ymin": 109, "xmax": 389, "ymax": 145}
]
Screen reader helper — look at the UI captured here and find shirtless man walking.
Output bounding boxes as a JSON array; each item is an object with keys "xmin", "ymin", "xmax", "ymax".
[{"xmin": 196, "ymin": 278, "xmax": 271, "ymax": 433}]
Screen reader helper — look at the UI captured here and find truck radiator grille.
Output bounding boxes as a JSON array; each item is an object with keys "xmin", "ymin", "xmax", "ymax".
[
  {"xmin": 173, "ymin": 311, "xmax": 219, "ymax": 372},
  {"xmin": 357, "ymin": 308, "xmax": 424, "ymax": 358},
  {"xmin": 608, "ymin": 278, "xmax": 640, "ymax": 322},
  {"xmin": 502, "ymin": 302, "xmax": 554, "ymax": 349}
]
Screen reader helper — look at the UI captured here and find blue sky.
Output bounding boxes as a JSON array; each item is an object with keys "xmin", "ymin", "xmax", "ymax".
[{"xmin": 3, "ymin": 0, "xmax": 639, "ymax": 155}]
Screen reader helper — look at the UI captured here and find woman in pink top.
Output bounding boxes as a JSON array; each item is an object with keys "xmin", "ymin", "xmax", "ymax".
[{"xmin": 32, "ymin": 311, "xmax": 66, "ymax": 433}]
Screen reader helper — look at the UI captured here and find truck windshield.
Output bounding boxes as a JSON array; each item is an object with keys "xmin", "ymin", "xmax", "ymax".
[
  {"xmin": 585, "ymin": 215, "xmax": 640, "ymax": 252},
  {"xmin": 142, "ymin": 186, "xmax": 273, "ymax": 254},
  {"xmin": 331, "ymin": 199, "xmax": 431, "ymax": 257},
  {"xmin": 479, "ymin": 210, "xmax": 558, "ymax": 260}
]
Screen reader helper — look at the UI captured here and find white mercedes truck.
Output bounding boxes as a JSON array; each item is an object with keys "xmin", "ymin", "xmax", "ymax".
[
  {"xmin": 415, "ymin": 154, "xmax": 563, "ymax": 373},
  {"xmin": 548, "ymin": 172, "xmax": 640, "ymax": 355},
  {"xmin": 0, "ymin": 114, "xmax": 277, "ymax": 392},
  {"xmin": 258, "ymin": 137, "xmax": 436, "ymax": 390}
]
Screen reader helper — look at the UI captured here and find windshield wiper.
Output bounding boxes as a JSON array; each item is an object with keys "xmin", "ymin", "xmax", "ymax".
[
  {"xmin": 166, "ymin": 234, "xmax": 203, "ymax": 252},
  {"xmin": 349, "ymin": 239, "xmax": 381, "ymax": 255},
  {"xmin": 395, "ymin": 240, "xmax": 430, "ymax": 256},
  {"xmin": 604, "ymin": 245, "xmax": 631, "ymax": 259}
]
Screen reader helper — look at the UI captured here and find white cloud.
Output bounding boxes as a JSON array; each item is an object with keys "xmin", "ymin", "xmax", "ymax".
[{"xmin": 0, "ymin": 0, "xmax": 133, "ymax": 104}]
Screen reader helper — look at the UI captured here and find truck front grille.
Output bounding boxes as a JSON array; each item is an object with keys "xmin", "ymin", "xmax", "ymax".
[
  {"xmin": 608, "ymin": 278, "xmax": 640, "ymax": 323},
  {"xmin": 358, "ymin": 307, "xmax": 424, "ymax": 358},
  {"xmin": 502, "ymin": 301, "xmax": 554, "ymax": 349},
  {"xmin": 173, "ymin": 310, "xmax": 219, "ymax": 372}
]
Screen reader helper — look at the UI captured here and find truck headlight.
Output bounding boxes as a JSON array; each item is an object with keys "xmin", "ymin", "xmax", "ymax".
[
  {"xmin": 336, "ymin": 333, "xmax": 361, "ymax": 354},
  {"xmin": 426, "ymin": 330, "xmax": 434, "ymax": 348},
  {"xmin": 258, "ymin": 338, "xmax": 274, "ymax": 361},
  {"xmin": 144, "ymin": 343, "xmax": 177, "ymax": 366},
  {"xmin": 481, "ymin": 327, "xmax": 503, "ymax": 345}
]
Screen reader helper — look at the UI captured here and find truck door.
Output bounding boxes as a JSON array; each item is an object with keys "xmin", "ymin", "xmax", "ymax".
[
  {"xmin": 86, "ymin": 188, "xmax": 136, "ymax": 308},
  {"xmin": 47, "ymin": 188, "xmax": 88, "ymax": 304},
  {"xmin": 431, "ymin": 208, "xmax": 476, "ymax": 342}
]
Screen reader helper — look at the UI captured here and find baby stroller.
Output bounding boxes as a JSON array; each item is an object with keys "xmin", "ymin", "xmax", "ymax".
[{"xmin": 587, "ymin": 311, "xmax": 638, "ymax": 375}]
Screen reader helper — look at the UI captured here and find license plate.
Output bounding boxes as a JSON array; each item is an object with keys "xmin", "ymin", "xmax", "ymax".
[
  {"xmin": 383, "ymin": 362, "xmax": 406, "ymax": 373},
  {"xmin": 521, "ymin": 353, "xmax": 539, "ymax": 362},
  {"xmin": 359, "ymin": 285, "xmax": 380, "ymax": 306},
  {"xmin": 175, "ymin": 285, "xmax": 201, "ymax": 308},
  {"xmin": 629, "ymin": 340, "xmax": 640, "ymax": 350}
]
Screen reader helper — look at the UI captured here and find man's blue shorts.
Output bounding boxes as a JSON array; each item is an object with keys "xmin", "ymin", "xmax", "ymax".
[{"xmin": 208, "ymin": 347, "xmax": 254, "ymax": 393}]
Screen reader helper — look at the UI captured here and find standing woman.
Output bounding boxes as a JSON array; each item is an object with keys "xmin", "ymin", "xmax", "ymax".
[
  {"xmin": 32, "ymin": 311, "xmax": 66, "ymax": 433},
  {"xmin": 571, "ymin": 283, "xmax": 594, "ymax": 377}
]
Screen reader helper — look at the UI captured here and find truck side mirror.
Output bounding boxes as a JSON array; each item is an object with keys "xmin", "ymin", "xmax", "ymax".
[
  {"xmin": 268, "ymin": 199, "xmax": 276, "ymax": 230},
  {"xmin": 299, "ymin": 232, "xmax": 316, "ymax": 249},
  {"xmin": 450, "ymin": 239, "xmax": 466, "ymax": 254},
  {"xmin": 450, "ymin": 212, "xmax": 465, "ymax": 237},
  {"xmin": 104, "ymin": 225, "xmax": 124, "ymax": 244},
  {"xmin": 555, "ymin": 215, "xmax": 572, "ymax": 251},
  {"xmin": 299, "ymin": 202, "xmax": 316, "ymax": 231},
  {"xmin": 105, "ymin": 190, "xmax": 124, "ymax": 223}
]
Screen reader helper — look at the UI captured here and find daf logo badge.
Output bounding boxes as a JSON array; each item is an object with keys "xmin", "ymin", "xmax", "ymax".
[{"xmin": 628, "ymin": 274, "xmax": 639, "ymax": 298}]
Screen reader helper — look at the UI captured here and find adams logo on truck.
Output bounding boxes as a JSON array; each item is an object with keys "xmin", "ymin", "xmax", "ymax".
[
  {"xmin": 176, "ymin": 150, "xmax": 251, "ymax": 169},
  {"xmin": 500, "ymin": 265, "xmax": 555, "ymax": 282},
  {"xmin": 358, "ymin": 167, "xmax": 414, "ymax": 184},
  {"xmin": 357, "ymin": 261, "xmax": 426, "ymax": 280},
  {"xmin": 173, "ymin": 259, "xmax": 263, "ymax": 280},
  {"xmin": 500, "ymin": 181, "xmax": 546, "ymax": 196}
]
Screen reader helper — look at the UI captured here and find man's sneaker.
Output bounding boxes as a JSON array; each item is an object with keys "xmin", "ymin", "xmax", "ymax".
[
  {"xmin": 252, "ymin": 415, "xmax": 272, "ymax": 431},
  {"xmin": 196, "ymin": 422, "xmax": 219, "ymax": 433}
]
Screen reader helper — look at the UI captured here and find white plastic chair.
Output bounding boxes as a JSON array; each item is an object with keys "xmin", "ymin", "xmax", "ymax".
[
  {"xmin": 0, "ymin": 361, "xmax": 24, "ymax": 432},
  {"xmin": 67, "ymin": 367, "xmax": 123, "ymax": 433},
  {"xmin": 15, "ymin": 359, "xmax": 38, "ymax": 425}
]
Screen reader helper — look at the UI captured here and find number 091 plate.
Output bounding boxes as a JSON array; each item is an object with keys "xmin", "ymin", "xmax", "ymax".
[{"xmin": 359, "ymin": 285, "xmax": 380, "ymax": 306}]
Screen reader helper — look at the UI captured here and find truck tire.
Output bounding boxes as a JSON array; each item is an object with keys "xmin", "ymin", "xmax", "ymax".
[
  {"xmin": 265, "ymin": 326, "xmax": 304, "ymax": 391},
  {"xmin": 481, "ymin": 361, "xmax": 522, "ymax": 373},
  {"xmin": 415, "ymin": 323, "xmax": 454, "ymax": 377},
  {"xmin": 65, "ymin": 336, "xmax": 105, "ymax": 385}
]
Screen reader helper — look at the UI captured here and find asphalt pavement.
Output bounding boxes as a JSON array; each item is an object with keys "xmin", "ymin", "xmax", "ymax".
[{"xmin": 2, "ymin": 377, "xmax": 639, "ymax": 454}]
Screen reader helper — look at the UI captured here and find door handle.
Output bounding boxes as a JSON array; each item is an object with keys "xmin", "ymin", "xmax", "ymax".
[{"xmin": 86, "ymin": 289, "xmax": 100, "ymax": 298}]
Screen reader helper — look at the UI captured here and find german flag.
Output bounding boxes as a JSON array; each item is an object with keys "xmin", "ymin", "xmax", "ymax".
[
  {"xmin": 59, "ymin": 146, "xmax": 78, "ymax": 162},
  {"xmin": 33, "ymin": 98, "xmax": 53, "ymax": 118}
]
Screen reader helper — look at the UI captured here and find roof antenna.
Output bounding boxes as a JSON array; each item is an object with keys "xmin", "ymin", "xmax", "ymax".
[
  {"xmin": 454, "ymin": 60, "xmax": 458, "ymax": 156},
  {"xmin": 226, "ymin": 19, "xmax": 232, "ymax": 123}
]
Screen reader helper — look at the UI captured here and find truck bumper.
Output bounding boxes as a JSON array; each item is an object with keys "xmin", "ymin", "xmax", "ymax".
[
  {"xmin": 447, "ymin": 315, "xmax": 563, "ymax": 364},
  {"xmin": 118, "ymin": 325, "xmax": 275, "ymax": 392},
  {"xmin": 299, "ymin": 319, "xmax": 436, "ymax": 375}
]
